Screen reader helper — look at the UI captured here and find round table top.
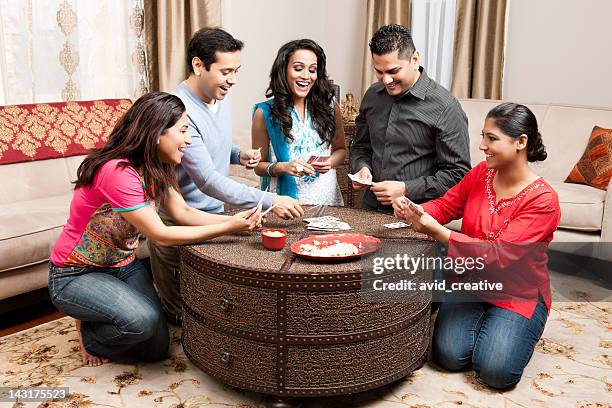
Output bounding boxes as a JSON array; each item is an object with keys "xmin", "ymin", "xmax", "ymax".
[{"xmin": 182, "ymin": 206, "xmax": 435, "ymax": 278}]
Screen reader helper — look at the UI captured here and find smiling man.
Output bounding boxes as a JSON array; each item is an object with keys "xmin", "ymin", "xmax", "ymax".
[
  {"xmin": 149, "ymin": 28, "xmax": 303, "ymax": 324},
  {"xmin": 351, "ymin": 24, "xmax": 471, "ymax": 211}
]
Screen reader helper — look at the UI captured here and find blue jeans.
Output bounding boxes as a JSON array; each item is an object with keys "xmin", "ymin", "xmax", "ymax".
[
  {"xmin": 48, "ymin": 259, "xmax": 169, "ymax": 361},
  {"xmin": 432, "ymin": 296, "xmax": 548, "ymax": 389}
]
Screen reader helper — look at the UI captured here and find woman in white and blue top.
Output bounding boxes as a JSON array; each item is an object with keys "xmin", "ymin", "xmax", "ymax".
[{"xmin": 252, "ymin": 39, "xmax": 346, "ymax": 205}]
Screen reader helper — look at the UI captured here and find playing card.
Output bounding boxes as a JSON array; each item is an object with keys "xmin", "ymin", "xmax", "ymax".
[
  {"xmin": 307, "ymin": 224, "xmax": 351, "ymax": 232},
  {"xmin": 254, "ymin": 185, "xmax": 269, "ymax": 210},
  {"xmin": 384, "ymin": 222, "xmax": 410, "ymax": 229},
  {"xmin": 307, "ymin": 220, "xmax": 351, "ymax": 231},
  {"xmin": 307, "ymin": 155, "xmax": 330, "ymax": 164},
  {"xmin": 303, "ymin": 215, "xmax": 340, "ymax": 224},
  {"xmin": 402, "ymin": 197, "xmax": 424, "ymax": 216},
  {"xmin": 348, "ymin": 173, "xmax": 373, "ymax": 186}
]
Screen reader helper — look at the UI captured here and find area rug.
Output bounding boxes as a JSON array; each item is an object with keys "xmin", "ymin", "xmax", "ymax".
[{"xmin": 1, "ymin": 297, "xmax": 610, "ymax": 408}]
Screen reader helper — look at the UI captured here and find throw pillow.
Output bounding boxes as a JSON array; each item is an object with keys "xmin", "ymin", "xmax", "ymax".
[{"xmin": 565, "ymin": 126, "xmax": 612, "ymax": 190}]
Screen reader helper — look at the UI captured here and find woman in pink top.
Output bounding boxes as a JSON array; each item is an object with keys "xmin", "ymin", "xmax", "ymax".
[{"xmin": 49, "ymin": 92, "xmax": 261, "ymax": 366}]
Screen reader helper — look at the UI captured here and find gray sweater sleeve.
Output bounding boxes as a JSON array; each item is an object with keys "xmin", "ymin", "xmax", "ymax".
[{"xmin": 181, "ymin": 129, "xmax": 275, "ymax": 210}]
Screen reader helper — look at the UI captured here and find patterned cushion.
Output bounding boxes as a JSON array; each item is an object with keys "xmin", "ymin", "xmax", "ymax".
[
  {"xmin": 0, "ymin": 99, "xmax": 132, "ymax": 165},
  {"xmin": 565, "ymin": 126, "xmax": 612, "ymax": 190}
]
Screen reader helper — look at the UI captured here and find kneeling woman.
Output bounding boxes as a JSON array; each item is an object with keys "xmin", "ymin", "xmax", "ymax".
[
  {"xmin": 49, "ymin": 92, "xmax": 261, "ymax": 366},
  {"xmin": 393, "ymin": 103, "xmax": 560, "ymax": 389}
]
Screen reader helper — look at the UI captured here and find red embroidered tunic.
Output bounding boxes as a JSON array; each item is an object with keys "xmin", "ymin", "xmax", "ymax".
[{"xmin": 421, "ymin": 161, "xmax": 561, "ymax": 319}]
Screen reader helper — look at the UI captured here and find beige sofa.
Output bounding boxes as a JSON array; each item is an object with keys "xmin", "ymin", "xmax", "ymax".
[
  {"xmin": 0, "ymin": 100, "xmax": 258, "ymax": 305},
  {"xmin": 0, "ymin": 100, "xmax": 140, "ymax": 304},
  {"xmin": 456, "ymin": 99, "xmax": 612, "ymax": 262},
  {"xmin": 1, "ymin": 156, "xmax": 91, "ymax": 301}
]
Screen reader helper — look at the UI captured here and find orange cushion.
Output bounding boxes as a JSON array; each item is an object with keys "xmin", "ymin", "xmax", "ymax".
[{"xmin": 565, "ymin": 126, "xmax": 612, "ymax": 190}]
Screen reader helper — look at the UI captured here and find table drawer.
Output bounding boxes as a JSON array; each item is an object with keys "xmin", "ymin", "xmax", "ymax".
[
  {"xmin": 183, "ymin": 311, "xmax": 277, "ymax": 389},
  {"xmin": 181, "ymin": 271, "xmax": 277, "ymax": 334},
  {"xmin": 285, "ymin": 289, "xmax": 429, "ymax": 336},
  {"xmin": 284, "ymin": 311, "xmax": 429, "ymax": 390}
]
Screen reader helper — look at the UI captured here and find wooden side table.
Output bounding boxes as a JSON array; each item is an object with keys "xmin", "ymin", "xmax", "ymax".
[{"xmin": 336, "ymin": 121, "xmax": 364, "ymax": 207}]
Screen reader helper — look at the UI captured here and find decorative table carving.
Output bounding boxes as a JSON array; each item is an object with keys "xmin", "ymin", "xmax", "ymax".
[{"xmin": 180, "ymin": 206, "xmax": 434, "ymax": 398}]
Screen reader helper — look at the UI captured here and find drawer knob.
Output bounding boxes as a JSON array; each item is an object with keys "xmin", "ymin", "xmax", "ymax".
[
  {"xmin": 219, "ymin": 297, "xmax": 231, "ymax": 312},
  {"xmin": 220, "ymin": 351, "xmax": 232, "ymax": 365}
]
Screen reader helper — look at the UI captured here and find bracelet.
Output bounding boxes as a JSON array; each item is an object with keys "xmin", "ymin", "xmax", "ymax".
[{"xmin": 266, "ymin": 162, "xmax": 277, "ymax": 177}]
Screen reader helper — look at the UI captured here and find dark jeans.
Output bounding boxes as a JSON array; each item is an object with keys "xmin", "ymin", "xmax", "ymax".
[
  {"xmin": 432, "ymin": 296, "xmax": 548, "ymax": 389},
  {"xmin": 148, "ymin": 211, "xmax": 183, "ymax": 325},
  {"xmin": 48, "ymin": 259, "xmax": 169, "ymax": 361}
]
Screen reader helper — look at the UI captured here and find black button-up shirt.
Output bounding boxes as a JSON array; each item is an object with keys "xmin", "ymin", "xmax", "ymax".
[{"xmin": 351, "ymin": 67, "xmax": 471, "ymax": 211}]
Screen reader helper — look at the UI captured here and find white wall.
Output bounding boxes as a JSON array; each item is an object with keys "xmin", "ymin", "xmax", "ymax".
[
  {"xmin": 221, "ymin": 0, "xmax": 612, "ymax": 140},
  {"xmin": 222, "ymin": 0, "xmax": 367, "ymax": 139},
  {"xmin": 504, "ymin": 0, "xmax": 612, "ymax": 108}
]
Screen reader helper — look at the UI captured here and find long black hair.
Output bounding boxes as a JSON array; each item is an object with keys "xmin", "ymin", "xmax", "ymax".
[
  {"xmin": 75, "ymin": 92, "xmax": 186, "ymax": 203},
  {"xmin": 266, "ymin": 39, "xmax": 336, "ymax": 144},
  {"xmin": 486, "ymin": 102, "xmax": 547, "ymax": 162}
]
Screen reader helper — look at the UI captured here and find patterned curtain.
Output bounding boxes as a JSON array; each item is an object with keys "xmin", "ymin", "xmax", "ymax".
[
  {"xmin": 0, "ymin": 0, "xmax": 147, "ymax": 105},
  {"xmin": 143, "ymin": 0, "xmax": 221, "ymax": 92}
]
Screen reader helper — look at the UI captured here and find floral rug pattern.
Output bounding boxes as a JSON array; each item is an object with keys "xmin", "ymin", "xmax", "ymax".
[{"xmin": 1, "ymin": 300, "xmax": 610, "ymax": 408}]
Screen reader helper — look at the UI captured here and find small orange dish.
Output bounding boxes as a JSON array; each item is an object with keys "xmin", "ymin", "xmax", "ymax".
[{"xmin": 261, "ymin": 228, "xmax": 287, "ymax": 250}]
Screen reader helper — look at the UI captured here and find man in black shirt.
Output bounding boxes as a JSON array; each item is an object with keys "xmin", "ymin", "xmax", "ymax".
[{"xmin": 351, "ymin": 24, "xmax": 470, "ymax": 211}]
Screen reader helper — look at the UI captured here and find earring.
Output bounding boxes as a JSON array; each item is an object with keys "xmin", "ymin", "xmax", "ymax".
[{"xmin": 196, "ymin": 71, "xmax": 201, "ymax": 77}]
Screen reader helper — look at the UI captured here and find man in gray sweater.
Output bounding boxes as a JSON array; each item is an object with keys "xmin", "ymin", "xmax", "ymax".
[{"xmin": 150, "ymin": 28, "xmax": 303, "ymax": 324}]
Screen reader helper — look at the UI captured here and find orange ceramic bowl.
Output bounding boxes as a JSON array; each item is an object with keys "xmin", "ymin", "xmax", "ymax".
[{"xmin": 261, "ymin": 228, "xmax": 287, "ymax": 250}]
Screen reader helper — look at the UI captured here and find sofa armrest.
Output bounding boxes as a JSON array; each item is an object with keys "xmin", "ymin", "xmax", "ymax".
[{"xmin": 600, "ymin": 179, "xmax": 612, "ymax": 242}]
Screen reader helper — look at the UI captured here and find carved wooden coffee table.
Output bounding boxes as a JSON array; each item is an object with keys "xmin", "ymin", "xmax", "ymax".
[{"xmin": 180, "ymin": 206, "xmax": 434, "ymax": 399}]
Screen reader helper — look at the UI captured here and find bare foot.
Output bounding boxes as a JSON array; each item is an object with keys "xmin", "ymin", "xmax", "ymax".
[{"xmin": 74, "ymin": 319, "xmax": 108, "ymax": 367}]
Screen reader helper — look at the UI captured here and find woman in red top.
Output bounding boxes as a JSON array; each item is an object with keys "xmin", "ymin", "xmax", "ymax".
[{"xmin": 393, "ymin": 102, "xmax": 560, "ymax": 389}]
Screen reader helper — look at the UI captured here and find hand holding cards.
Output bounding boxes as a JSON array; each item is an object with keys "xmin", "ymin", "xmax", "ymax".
[
  {"xmin": 285, "ymin": 160, "xmax": 315, "ymax": 176},
  {"xmin": 241, "ymin": 148, "xmax": 261, "ymax": 169},
  {"xmin": 402, "ymin": 197, "xmax": 424, "ymax": 216},
  {"xmin": 350, "ymin": 167, "xmax": 373, "ymax": 191},
  {"xmin": 308, "ymin": 155, "xmax": 332, "ymax": 173},
  {"xmin": 348, "ymin": 173, "xmax": 373, "ymax": 186}
]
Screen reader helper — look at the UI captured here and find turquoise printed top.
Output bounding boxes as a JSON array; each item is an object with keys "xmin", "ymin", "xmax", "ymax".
[{"xmin": 254, "ymin": 99, "xmax": 343, "ymax": 205}]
